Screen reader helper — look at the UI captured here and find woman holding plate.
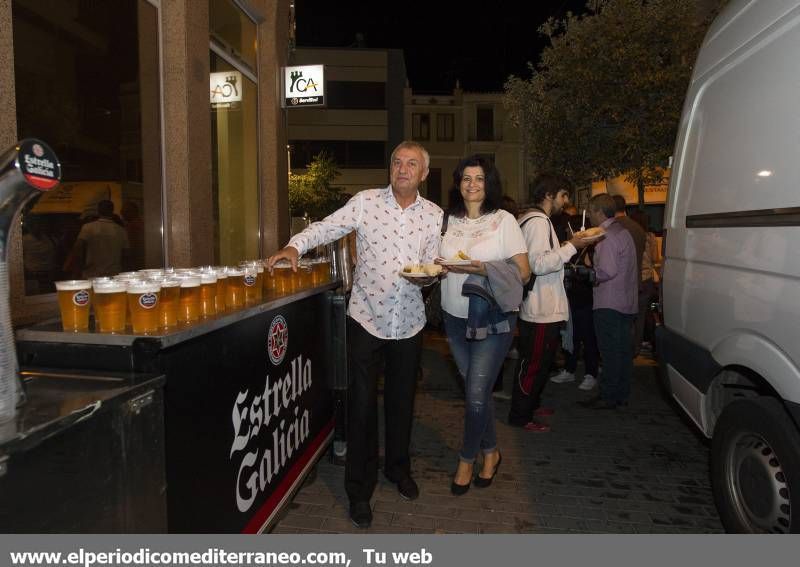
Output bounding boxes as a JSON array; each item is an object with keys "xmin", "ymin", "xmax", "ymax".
[{"xmin": 437, "ymin": 155, "xmax": 530, "ymax": 495}]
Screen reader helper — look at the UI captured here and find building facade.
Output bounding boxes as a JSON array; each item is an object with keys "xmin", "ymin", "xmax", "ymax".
[
  {"xmin": 287, "ymin": 47, "xmax": 406, "ymax": 195},
  {"xmin": 1, "ymin": 0, "xmax": 291, "ymax": 324},
  {"xmin": 404, "ymin": 84, "xmax": 529, "ymax": 207}
]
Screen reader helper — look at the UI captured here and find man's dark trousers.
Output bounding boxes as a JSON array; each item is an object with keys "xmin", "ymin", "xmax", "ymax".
[
  {"xmin": 594, "ymin": 308, "xmax": 635, "ymax": 404},
  {"xmin": 345, "ymin": 317, "xmax": 422, "ymax": 504},
  {"xmin": 509, "ymin": 319, "xmax": 561, "ymax": 425}
]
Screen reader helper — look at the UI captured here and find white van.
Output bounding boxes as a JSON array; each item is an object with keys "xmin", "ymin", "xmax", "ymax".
[{"xmin": 658, "ymin": 0, "xmax": 800, "ymax": 533}]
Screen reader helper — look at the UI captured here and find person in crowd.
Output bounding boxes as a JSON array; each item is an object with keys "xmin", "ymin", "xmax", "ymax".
[
  {"xmin": 121, "ymin": 201, "xmax": 145, "ymax": 270},
  {"xmin": 630, "ymin": 209, "xmax": 660, "ymax": 353},
  {"xmin": 550, "ymin": 212, "xmax": 600, "ymax": 391},
  {"xmin": 22, "ymin": 214, "xmax": 58, "ymax": 294},
  {"xmin": 267, "ymin": 141, "xmax": 443, "ymax": 529},
  {"xmin": 579, "ymin": 193, "xmax": 638, "ymax": 409},
  {"xmin": 64, "ymin": 199, "xmax": 130, "ymax": 278},
  {"xmin": 612, "ymin": 195, "xmax": 646, "ymax": 357},
  {"xmin": 437, "ymin": 156, "xmax": 530, "ymax": 495},
  {"xmin": 492, "ymin": 194, "xmax": 522, "ymax": 396},
  {"xmin": 553, "ymin": 203, "xmax": 577, "ymax": 243},
  {"xmin": 509, "ymin": 174, "xmax": 590, "ymax": 431}
]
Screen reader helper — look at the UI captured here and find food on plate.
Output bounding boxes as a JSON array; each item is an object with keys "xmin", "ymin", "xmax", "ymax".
[
  {"xmin": 402, "ymin": 263, "xmax": 443, "ymax": 276},
  {"xmin": 575, "ymin": 227, "xmax": 605, "ymax": 239}
]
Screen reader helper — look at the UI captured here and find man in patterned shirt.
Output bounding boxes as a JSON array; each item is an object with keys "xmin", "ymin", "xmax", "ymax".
[{"xmin": 268, "ymin": 141, "xmax": 443, "ymax": 529}]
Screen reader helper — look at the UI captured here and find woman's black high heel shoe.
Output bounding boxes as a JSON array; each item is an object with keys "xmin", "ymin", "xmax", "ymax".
[
  {"xmin": 473, "ymin": 452, "xmax": 502, "ymax": 488},
  {"xmin": 451, "ymin": 462, "xmax": 472, "ymax": 496},
  {"xmin": 450, "ymin": 480, "xmax": 471, "ymax": 496}
]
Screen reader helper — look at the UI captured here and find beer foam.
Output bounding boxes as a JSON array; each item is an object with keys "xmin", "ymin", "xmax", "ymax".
[
  {"xmin": 127, "ymin": 281, "xmax": 161, "ymax": 294},
  {"xmin": 226, "ymin": 268, "xmax": 244, "ymax": 277},
  {"xmin": 179, "ymin": 276, "xmax": 201, "ymax": 288},
  {"xmin": 159, "ymin": 278, "xmax": 181, "ymax": 288},
  {"xmin": 55, "ymin": 280, "xmax": 91, "ymax": 291},
  {"xmin": 93, "ymin": 281, "xmax": 127, "ymax": 294},
  {"xmin": 200, "ymin": 273, "xmax": 218, "ymax": 284}
]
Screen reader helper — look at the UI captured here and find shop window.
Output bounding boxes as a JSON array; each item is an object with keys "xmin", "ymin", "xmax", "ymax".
[
  {"xmin": 476, "ymin": 107, "xmax": 494, "ymax": 141},
  {"xmin": 437, "ymin": 114, "xmax": 454, "ymax": 141},
  {"xmin": 12, "ymin": 0, "xmax": 164, "ymax": 295},
  {"xmin": 210, "ymin": 51, "xmax": 260, "ymax": 265},
  {"xmin": 412, "ymin": 113, "xmax": 430, "ymax": 141}
]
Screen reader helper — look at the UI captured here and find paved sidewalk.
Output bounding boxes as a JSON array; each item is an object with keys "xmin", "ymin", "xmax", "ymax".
[{"xmin": 273, "ymin": 331, "xmax": 723, "ymax": 534}]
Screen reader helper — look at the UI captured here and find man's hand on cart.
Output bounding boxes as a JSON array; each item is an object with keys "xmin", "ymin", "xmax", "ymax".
[{"xmin": 267, "ymin": 246, "xmax": 300, "ymax": 272}]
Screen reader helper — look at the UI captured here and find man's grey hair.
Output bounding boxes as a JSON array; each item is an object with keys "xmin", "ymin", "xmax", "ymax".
[{"xmin": 390, "ymin": 141, "xmax": 430, "ymax": 169}]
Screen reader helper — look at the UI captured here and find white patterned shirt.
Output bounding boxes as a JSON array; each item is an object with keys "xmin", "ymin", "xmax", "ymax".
[{"xmin": 288, "ymin": 186, "xmax": 444, "ymax": 340}]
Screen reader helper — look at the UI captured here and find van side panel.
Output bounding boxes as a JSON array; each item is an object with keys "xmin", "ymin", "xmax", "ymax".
[{"xmin": 664, "ymin": 9, "xmax": 800, "ymax": 404}]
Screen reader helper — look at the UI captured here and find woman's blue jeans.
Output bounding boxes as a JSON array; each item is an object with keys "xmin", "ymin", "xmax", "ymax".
[{"xmin": 443, "ymin": 311, "xmax": 516, "ymax": 463}]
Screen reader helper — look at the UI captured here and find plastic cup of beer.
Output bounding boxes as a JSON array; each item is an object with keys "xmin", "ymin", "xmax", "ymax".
[
  {"xmin": 261, "ymin": 261, "xmax": 277, "ymax": 297},
  {"xmin": 127, "ymin": 281, "xmax": 161, "ymax": 335},
  {"xmin": 225, "ymin": 268, "xmax": 246, "ymax": 310},
  {"xmin": 92, "ymin": 281, "xmax": 128, "ymax": 333},
  {"xmin": 157, "ymin": 278, "xmax": 181, "ymax": 329},
  {"xmin": 254, "ymin": 263, "xmax": 264, "ymax": 301},
  {"xmin": 312, "ymin": 258, "xmax": 331, "ymax": 285},
  {"xmin": 55, "ymin": 280, "xmax": 92, "ymax": 332},
  {"xmin": 212, "ymin": 269, "xmax": 227, "ymax": 314},
  {"xmin": 272, "ymin": 262, "xmax": 293, "ymax": 295},
  {"xmin": 178, "ymin": 276, "xmax": 202, "ymax": 324},
  {"xmin": 199, "ymin": 272, "xmax": 218, "ymax": 318},
  {"xmin": 239, "ymin": 264, "xmax": 260, "ymax": 304},
  {"xmin": 298, "ymin": 260, "xmax": 314, "ymax": 290}
]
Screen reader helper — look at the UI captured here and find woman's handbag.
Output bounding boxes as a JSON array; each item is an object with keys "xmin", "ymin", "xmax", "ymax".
[{"xmin": 423, "ymin": 214, "xmax": 449, "ymax": 329}]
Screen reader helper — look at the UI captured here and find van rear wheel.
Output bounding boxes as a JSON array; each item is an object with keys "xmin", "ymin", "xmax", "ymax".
[{"xmin": 712, "ymin": 398, "xmax": 800, "ymax": 533}]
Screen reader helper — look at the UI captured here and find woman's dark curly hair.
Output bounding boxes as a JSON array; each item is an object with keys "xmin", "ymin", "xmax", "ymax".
[{"xmin": 447, "ymin": 155, "xmax": 503, "ymax": 218}]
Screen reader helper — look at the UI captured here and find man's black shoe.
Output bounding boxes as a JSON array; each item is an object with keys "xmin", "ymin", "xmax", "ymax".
[
  {"xmin": 395, "ymin": 476, "xmax": 420, "ymax": 501},
  {"xmin": 349, "ymin": 501, "xmax": 372, "ymax": 529}
]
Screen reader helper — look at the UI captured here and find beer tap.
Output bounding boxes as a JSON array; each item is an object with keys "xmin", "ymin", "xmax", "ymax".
[{"xmin": 0, "ymin": 140, "xmax": 61, "ymax": 423}]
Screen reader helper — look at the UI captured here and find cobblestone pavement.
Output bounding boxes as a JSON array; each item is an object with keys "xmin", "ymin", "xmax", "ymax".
[{"xmin": 273, "ymin": 330, "xmax": 723, "ymax": 534}]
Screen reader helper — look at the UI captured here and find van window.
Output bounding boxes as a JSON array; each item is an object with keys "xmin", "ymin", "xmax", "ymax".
[{"xmin": 677, "ymin": 17, "xmax": 800, "ymax": 219}]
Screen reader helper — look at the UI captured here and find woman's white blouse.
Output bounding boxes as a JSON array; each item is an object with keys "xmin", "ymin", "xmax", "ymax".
[{"xmin": 439, "ymin": 209, "xmax": 527, "ymax": 319}]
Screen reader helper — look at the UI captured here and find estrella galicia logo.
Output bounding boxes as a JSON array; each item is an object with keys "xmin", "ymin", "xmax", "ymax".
[
  {"xmin": 268, "ymin": 315, "xmax": 288, "ymax": 366},
  {"xmin": 72, "ymin": 290, "xmax": 90, "ymax": 307},
  {"xmin": 288, "ymin": 70, "xmax": 318, "ymax": 94},
  {"xmin": 244, "ymin": 274, "xmax": 257, "ymax": 287},
  {"xmin": 139, "ymin": 293, "xmax": 158, "ymax": 309}
]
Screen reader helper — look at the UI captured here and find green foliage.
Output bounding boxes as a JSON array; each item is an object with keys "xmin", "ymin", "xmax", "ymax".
[
  {"xmin": 288, "ymin": 151, "xmax": 348, "ymax": 220},
  {"xmin": 504, "ymin": 0, "xmax": 719, "ymax": 201}
]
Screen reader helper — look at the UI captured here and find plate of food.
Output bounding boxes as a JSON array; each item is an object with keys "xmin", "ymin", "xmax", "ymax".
[
  {"xmin": 437, "ymin": 251, "xmax": 473, "ymax": 266},
  {"xmin": 400, "ymin": 264, "xmax": 443, "ymax": 278},
  {"xmin": 574, "ymin": 227, "xmax": 606, "ymax": 242}
]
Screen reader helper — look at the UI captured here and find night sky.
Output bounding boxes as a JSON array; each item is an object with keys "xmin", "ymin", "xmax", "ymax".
[{"xmin": 294, "ymin": 0, "xmax": 589, "ymax": 93}]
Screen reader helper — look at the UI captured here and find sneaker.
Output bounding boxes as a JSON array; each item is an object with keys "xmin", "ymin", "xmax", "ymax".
[
  {"xmin": 533, "ymin": 406, "xmax": 555, "ymax": 417},
  {"xmin": 523, "ymin": 421, "xmax": 551, "ymax": 432},
  {"xmin": 492, "ymin": 390, "xmax": 511, "ymax": 401},
  {"xmin": 578, "ymin": 374, "xmax": 597, "ymax": 391},
  {"xmin": 549, "ymin": 369, "xmax": 575, "ymax": 384}
]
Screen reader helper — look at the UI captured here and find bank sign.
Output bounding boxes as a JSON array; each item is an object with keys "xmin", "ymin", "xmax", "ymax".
[{"xmin": 283, "ymin": 65, "xmax": 325, "ymax": 107}]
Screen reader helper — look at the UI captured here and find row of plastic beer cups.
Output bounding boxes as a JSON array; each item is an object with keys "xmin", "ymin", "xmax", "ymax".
[{"xmin": 54, "ymin": 258, "xmax": 331, "ymax": 334}]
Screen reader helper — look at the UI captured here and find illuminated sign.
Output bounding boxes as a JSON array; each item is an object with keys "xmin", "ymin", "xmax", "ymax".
[
  {"xmin": 283, "ymin": 65, "xmax": 325, "ymax": 107},
  {"xmin": 210, "ymin": 71, "xmax": 243, "ymax": 107}
]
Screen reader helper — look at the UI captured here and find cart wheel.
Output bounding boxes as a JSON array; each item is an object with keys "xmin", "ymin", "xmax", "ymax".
[{"xmin": 711, "ymin": 397, "xmax": 800, "ymax": 533}]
